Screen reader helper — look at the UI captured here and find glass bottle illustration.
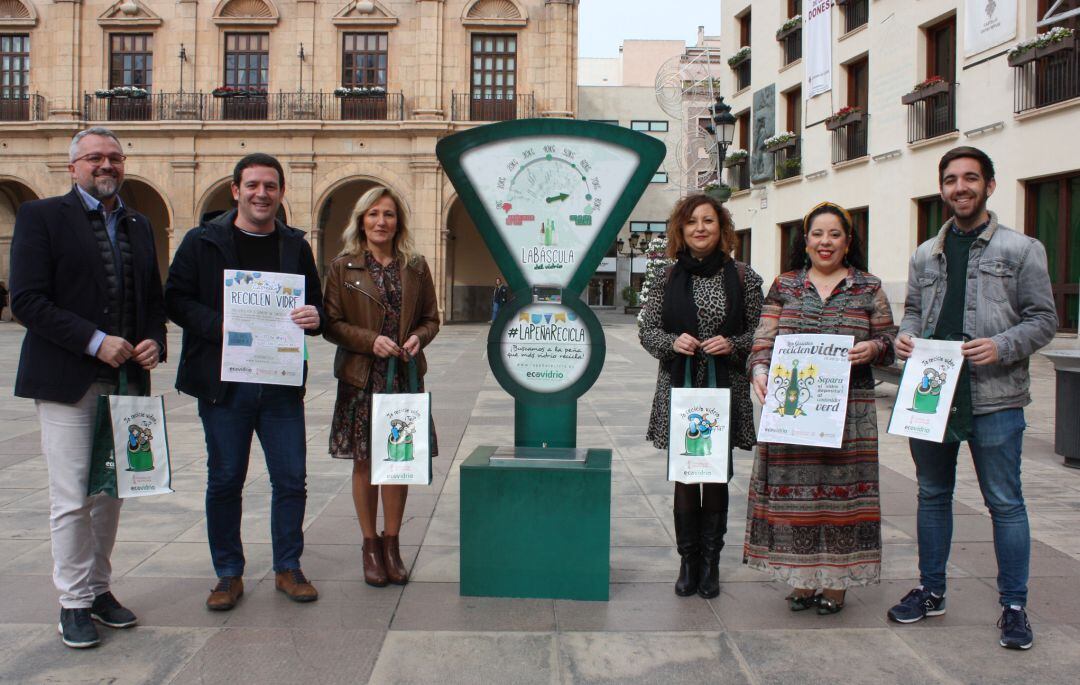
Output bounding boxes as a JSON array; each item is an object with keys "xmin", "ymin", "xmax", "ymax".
[{"xmin": 783, "ymin": 360, "xmax": 801, "ymax": 416}]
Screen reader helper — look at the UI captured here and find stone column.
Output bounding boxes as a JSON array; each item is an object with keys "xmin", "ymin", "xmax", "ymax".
[
  {"xmin": 541, "ymin": 0, "xmax": 577, "ymax": 118},
  {"xmin": 409, "ymin": 148, "xmax": 444, "ymax": 311},
  {"xmin": 173, "ymin": 0, "xmax": 199, "ymax": 94},
  {"xmin": 413, "ymin": 0, "xmax": 445, "ymax": 120},
  {"xmin": 49, "ymin": 0, "xmax": 83, "ymax": 119},
  {"xmin": 169, "ymin": 159, "xmax": 198, "ymax": 258},
  {"xmin": 287, "ymin": 159, "xmax": 316, "ymax": 239}
]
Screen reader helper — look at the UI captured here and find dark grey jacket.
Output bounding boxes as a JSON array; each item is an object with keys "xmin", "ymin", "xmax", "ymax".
[{"xmin": 898, "ymin": 211, "xmax": 1058, "ymax": 414}]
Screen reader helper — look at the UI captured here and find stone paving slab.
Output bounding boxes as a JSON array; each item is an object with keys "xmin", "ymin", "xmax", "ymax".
[{"xmin": 1, "ymin": 320, "xmax": 1080, "ymax": 683}]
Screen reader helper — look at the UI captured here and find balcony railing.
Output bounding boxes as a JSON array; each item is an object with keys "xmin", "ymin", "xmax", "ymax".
[
  {"xmin": 772, "ymin": 138, "xmax": 801, "ymax": 180},
  {"xmin": 0, "ymin": 93, "xmax": 47, "ymax": 121},
  {"xmin": 451, "ymin": 92, "xmax": 535, "ymax": 121},
  {"xmin": 782, "ymin": 30, "xmax": 802, "ymax": 66},
  {"xmin": 904, "ymin": 83, "xmax": 956, "ymax": 143},
  {"xmin": 735, "ymin": 60, "xmax": 751, "ymax": 91},
  {"xmin": 830, "ymin": 114, "xmax": 869, "ymax": 165},
  {"xmin": 82, "ymin": 91, "xmax": 405, "ymax": 122},
  {"xmin": 1012, "ymin": 41, "xmax": 1080, "ymax": 114},
  {"xmin": 726, "ymin": 160, "xmax": 751, "ymax": 191},
  {"xmin": 841, "ymin": 0, "xmax": 869, "ymax": 33}
]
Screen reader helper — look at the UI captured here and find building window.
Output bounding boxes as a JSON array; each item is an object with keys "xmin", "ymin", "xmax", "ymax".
[
  {"xmin": 651, "ymin": 171, "xmax": 668, "ymax": 183},
  {"xmin": 849, "ymin": 206, "xmax": 869, "ymax": 268},
  {"xmin": 917, "ymin": 195, "xmax": 952, "ymax": 245},
  {"xmin": 1026, "ymin": 172, "xmax": 1080, "ymax": 331},
  {"xmin": 734, "ymin": 228, "xmax": 752, "ymax": 264},
  {"xmin": 630, "ymin": 221, "xmax": 667, "ymax": 233},
  {"xmin": 785, "ymin": 87, "xmax": 802, "ymax": 135},
  {"xmin": 833, "ymin": 56, "xmax": 869, "ymax": 163},
  {"xmin": 738, "ymin": 10, "xmax": 752, "ymax": 47},
  {"xmin": 470, "ymin": 33, "xmax": 517, "ymax": 120},
  {"xmin": 110, "ymin": 33, "xmax": 153, "ymax": 89},
  {"xmin": 776, "ymin": 87, "xmax": 802, "ymax": 179},
  {"xmin": 779, "ymin": 220, "xmax": 800, "ymax": 271},
  {"xmin": 224, "ymin": 33, "xmax": 269, "ymax": 92},
  {"xmin": 631, "ymin": 120, "xmax": 668, "ymax": 132},
  {"xmin": 737, "ymin": 110, "xmax": 750, "ymax": 149},
  {"xmin": 1015, "ymin": 1, "xmax": 1080, "ymax": 113},
  {"xmin": 1, "ymin": 34, "xmax": 30, "ymax": 99},
  {"xmin": 735, "ymin": 9, "xmax": 752, "ymax": 90},
  {"xmin": 842, "ymin": 0, "xmax": 869, "ymax": 33},
  {"xmin": 342, "ymin": 33, "xmax": 387, "ymax": 87},
  {"xmin": 908, "ymin": 17, "xmax": 957, "ymax": 143},
  {"xmin": 780, "ymin": 0, "xmax": 802, "ymax": 66}
]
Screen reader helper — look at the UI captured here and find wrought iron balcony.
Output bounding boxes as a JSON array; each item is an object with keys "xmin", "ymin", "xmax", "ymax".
[
  {"xmin": 82, "ymin": 91, "xmax": 406, "ymax": 122},
  {"xmin": 451, "ymin": 92, "xmax": 535, "ymax": 121},
  {"xmin": 0, "ymin": 93, "xmax": 47, "ymax": 122},
  {"xmin": 828, "ymin": 111, "xmax": 869, "ymax": 165},
  {"xmin": 1011, "ymin": 37, "xmax": 1080, "ymax": 114},
  {"xmin": 903, "ymin": 81, "xmax": 956, "ymax": 143}
]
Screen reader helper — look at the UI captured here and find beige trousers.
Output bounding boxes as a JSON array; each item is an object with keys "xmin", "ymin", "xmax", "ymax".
[{"xmin": 36, "ymin": 382, "xmax": 123, "ymax": 608}]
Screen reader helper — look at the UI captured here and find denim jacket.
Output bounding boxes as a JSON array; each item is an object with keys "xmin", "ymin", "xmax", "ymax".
[{"xmin": 898, "ymin": 211, "xmax": 1058, "ymax": 414}]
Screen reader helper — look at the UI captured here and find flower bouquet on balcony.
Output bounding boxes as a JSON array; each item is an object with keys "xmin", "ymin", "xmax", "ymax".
[
  {"xmin": 901, "ymin": 75, "xmax": 950, "ymax": 105},
  {"xmin": 212, "ymin": 86, "xmax": 265, "ymax": 98},
  {"xmin": 334, "ymin": 86, "xmax": 387, "ymax": 98},
  {"xmin": 764, "ymin": 131, "xmax": 798, "ymax": 152},
  {"xmin": 825, "ymin": 106, "xmax": 864, "ymax": 131},
  {"xmin": 776, "ymin": 16, "xmax": 802, "ymax": 41},
  {"xmin": 1008, "ymin": 27, "xmax": 1076, "ymax": 67},
  {"xmin": 95, "ymin": 86, "xmax": 149, "ymax": 100},
  {"xmin": 727, "ymin": 46, "xmax": 751, "ymax": 68},
  {"xmin": 723, "ymin": 149, "xmax": 748, "ymax": 167}
]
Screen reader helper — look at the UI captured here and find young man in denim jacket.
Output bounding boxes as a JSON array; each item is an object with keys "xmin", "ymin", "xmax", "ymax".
[{"xmin": 887, "ymin": 146, "xmax": 1057, "ymax": 650}]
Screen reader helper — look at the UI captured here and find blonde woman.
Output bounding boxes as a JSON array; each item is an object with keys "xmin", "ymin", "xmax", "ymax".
[{"xmin": 322, "ymin": 187, "xmax": 440, "ymax": 587}]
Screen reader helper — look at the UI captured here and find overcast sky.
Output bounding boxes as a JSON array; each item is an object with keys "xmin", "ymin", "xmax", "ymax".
[{"xmin": 577, "ymin": 0, "xmax": 721, "ymax": 58}]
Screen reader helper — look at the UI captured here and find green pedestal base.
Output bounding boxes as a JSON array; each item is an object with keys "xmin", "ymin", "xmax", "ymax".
[{"xmin": 459, "ymin": 446, "xmax": 611, "ymax": 600}]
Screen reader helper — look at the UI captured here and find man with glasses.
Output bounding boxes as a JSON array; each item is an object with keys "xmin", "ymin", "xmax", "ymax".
[
  {"xmin": 888, "ymin": 147, "xmax": 1057, "ymax": 650},
  {"xmin": 9, "ymin": 127, "xmax": 167, "ymax": 648}
]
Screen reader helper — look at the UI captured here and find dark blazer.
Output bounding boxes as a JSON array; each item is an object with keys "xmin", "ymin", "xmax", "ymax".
[
  {"xmin": 10, "ymin": 188, "xmax": 167, "ymax": 403},
  {"xmin": 164, "ymin": 209, "xmax": 325, "ymax": 403}
]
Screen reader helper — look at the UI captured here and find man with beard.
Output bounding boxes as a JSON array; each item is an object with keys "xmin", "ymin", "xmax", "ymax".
[
  {"xmin": 887, "ymin": 147, "xmax": 1057, "ymax": 650},
  {"xmin": 9, "ymin": 127, "xmax": 167, "ymax": 648}
]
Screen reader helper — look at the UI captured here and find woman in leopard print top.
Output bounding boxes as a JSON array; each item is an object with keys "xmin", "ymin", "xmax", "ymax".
[{"xmin": 638, "ymin": 194, "xmax": 764, "ymax": 599}]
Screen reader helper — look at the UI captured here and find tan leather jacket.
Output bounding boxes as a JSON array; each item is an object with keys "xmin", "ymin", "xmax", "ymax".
[{"xmin": 322, "ymin": 252, "xmax": 440, "ymax": 390}]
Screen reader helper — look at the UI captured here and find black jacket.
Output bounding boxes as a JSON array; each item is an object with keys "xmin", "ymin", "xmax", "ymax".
[
  {"xmin": 10, "ymin": 188, "xmax": 167, "ymax": 403},
  {"xmin": 164, "ymin": 210, "xmax": 324, "ymax": 403}
]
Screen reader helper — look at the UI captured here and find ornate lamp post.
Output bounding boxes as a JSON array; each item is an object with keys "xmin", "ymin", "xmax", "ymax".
[
  {"xmin": 617, "ymin": 230, "xmax": 644, "ymax": 305},
  {"xmin": 710, "ymin": 95, "xmax": 737, "ymax": 187},
  {"xmin": 178, "ymin": 44, "xmax": 187, "ymax": 95},
  {"xmin": 297, "ymin": 43, "xmax": 306, "ymax": 94}
]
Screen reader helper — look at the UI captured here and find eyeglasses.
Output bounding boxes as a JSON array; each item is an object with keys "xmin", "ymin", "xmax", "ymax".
[{"xmin": 72, "ymin": 153, "xmax": 127, "ymax": 166}]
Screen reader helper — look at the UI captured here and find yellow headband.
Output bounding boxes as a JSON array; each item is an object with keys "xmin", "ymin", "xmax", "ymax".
[{"xmin": 802, "ymin": 201, "xmax": 853, "ymax": 234}]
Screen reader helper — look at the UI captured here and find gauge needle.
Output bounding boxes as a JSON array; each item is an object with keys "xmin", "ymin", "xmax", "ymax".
[{"xmin": 546, "ymin": 192, "xmax": 570, "ymax": 203}]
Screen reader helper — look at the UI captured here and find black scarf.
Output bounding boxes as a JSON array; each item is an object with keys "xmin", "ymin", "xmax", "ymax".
[{"xmin": 661, "ymin": 249, "xmax": 745, "ymax": 390}]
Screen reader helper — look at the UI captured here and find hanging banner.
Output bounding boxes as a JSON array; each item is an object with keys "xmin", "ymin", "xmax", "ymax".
[
  {"xmin": 887, "ymin": 339, "xmax": 966, "ymax": 443},
  {"xmin": 757, "ymin": 334, "xmax": 854, "ymax": 449},
  {"xmin": 804, "ymin": 0, "xmax": 834, "ymax": 99},
  {"xmin": 965, "ymin": 0, "xmax": 1017, "ymax": 57}
]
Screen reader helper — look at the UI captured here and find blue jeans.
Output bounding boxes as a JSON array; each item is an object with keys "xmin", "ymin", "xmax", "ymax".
[
  {"xmin": 491, "ymin": 300, "xmax": 500, "ymax": 322},
  {"xmin": 199, "ymin": 383, "xmax": 308, "ymax": 577},
  {"xmin": 910, "ymin": 408, "xmax": 1029, "ymax": 607}
]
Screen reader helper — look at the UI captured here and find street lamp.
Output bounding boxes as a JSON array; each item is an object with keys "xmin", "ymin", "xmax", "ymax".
[
  {"xmin": 178, "ymin": 44, "xmax": 187, "ymax": 95},
  {"xmin": 617, "ymin": 230, "xmax": 644, "ymax": 305},
  {"xmin": 297, "ymin": 43, "xmax": 306, "ymax": 94},
  {"xmin": 710, "ymin": 95, "xmax": 736, "ymax": 185}
]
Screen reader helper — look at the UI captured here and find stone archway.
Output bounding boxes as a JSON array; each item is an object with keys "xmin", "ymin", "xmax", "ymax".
[
  {"xmin": 0, "ymin": 177, "xmax": 40, "ymax": 291},
  {"xmin": 315, "ymin": 178, "xmax": 381, "ymax": 273},
  {"xmin": 445, "ymin": 196, "xmax": 502, "ymax": 322},
  {"xmin": 118, "ymin": 178, "xmax": 171, "ymax": 281},
  {"xmin": 199, "ymin": 179, "xmax": 288, "ymax": 226}
]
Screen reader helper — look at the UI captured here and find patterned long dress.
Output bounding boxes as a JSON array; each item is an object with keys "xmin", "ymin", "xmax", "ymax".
[{"xmin": 743, "ymin": 268, "xmax": 896, "ymax": 589}]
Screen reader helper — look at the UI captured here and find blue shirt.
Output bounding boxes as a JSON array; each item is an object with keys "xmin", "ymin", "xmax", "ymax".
[{"xmin": 75, "ymin": 185, "xmax": 127, "ymax": 357}]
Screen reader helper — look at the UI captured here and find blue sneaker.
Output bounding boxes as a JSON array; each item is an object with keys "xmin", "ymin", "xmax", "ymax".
[
  {"xmin": 998, "ymin": 606, "xmax": 1034, "ymax": 650},
  {"xmin": 887, "ymin": 586, "xmax": 946, "ymax": 624}
]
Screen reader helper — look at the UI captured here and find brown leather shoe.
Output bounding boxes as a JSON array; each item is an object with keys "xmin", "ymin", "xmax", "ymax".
[
  {"xmin": 363, "ymin": 536, "xmax": 388, "ymax": 587},
  {"xmin": 275, "ymin": 568, "xmax": 319, "ymax": 602},
  {"xmin": 206, "ymin": 576, "xmax": 243, "ymax": 611},
  {"xmin": 382, "ymin": 531, "xmax": 409, "ymax": 585}
]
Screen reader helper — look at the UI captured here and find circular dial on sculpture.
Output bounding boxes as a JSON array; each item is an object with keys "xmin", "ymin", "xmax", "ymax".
[
  {"xmin": 499, "ymin": 303, "xmax": 591, "ymax": 393},
  {"xmin": 460, "ymin": 136, "xmax": 639, "ymax": 289}
]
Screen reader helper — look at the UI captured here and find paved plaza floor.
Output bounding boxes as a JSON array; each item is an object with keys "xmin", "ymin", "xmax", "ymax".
[{"xmin": 1, "ymin": 315, "xmax": 1079, "ymax": 683}]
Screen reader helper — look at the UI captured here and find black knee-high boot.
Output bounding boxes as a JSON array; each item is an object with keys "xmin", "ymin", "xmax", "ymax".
[
  {"xmin": 698, "ymin": 510, "xmax": 727, "ymax": 598},
  {"xmin": 673, "ymin": 510, "xmax": 701, "ymax": 596}
]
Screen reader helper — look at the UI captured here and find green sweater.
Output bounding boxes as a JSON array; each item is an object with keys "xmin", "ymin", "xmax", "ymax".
[{"xmin": 934, "ymin": 230, "xmax": 978, "ymax": 441}]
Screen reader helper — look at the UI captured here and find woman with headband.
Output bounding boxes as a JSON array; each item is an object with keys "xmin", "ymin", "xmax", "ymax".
[
  {"xmin": 743, "ymin": 202, "xmax": 897, "ymax": 614},
  {"xmin": 639, "ymin": 193, "xmax": 763, "ymax": 599}
]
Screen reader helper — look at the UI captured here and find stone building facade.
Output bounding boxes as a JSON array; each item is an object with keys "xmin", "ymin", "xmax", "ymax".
[{"xmin": 0, "ymin": 0, "xmax": 578, "ymax": 322}]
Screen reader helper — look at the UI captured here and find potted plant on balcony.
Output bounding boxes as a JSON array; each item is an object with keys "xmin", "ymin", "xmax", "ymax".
[
  {"xmin": 901, "ymin": 75, "xmax": 951, "ymax": 105},
  {"xmin": 764, "ymin": 131, "xmax": 798, "ymax": 152},
  {"xmin": 723, "ymin": 148, "xmax": 748, "ymax": 167},
  {"xmin": 95, "ymin": 86, "xmax": 149, "ymax": 99},
  {"xmin": 825, "ymin": 105, "xmax": 864, "ymax": 131},
  {"xmin": 776, "ymin": 16, "xmax": 802, "ymax": 41},
  {"xmin": 212, "ymin": 86, "xmax": 265, "ymax": 99},
  {"xmin": 776, "ymin": 156, "xmax": 802, "ymax": 180},
  {"xmin": 334, "ymin": 86, "xmax": 387, "ymax": 98},
  {"xmin": 727, "ymin": 46, "xmax": 751, "ymax": 69},
  {"xmin": 1008, "ymin": 27, "xmax": 1077, "ymax": 67},
  {"xmin": 703, "ymin": 182, "xmax": 732, "ymax": 203}
]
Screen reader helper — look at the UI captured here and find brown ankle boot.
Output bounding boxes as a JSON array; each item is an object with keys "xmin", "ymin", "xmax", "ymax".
[
  {"xmin": 206, "ymin": 576, "xmax": 243, "ymax": 611},
  {"xmin": 362, "ymin": 537, "xmax": 388, "ymax": 587},
  {"xmin": 382, "ymin": 531, "xmax": 409, "ymax": 585},
  {"xmin": 275, "ymin": 568, "xmax": 318, "ymax": 602}
]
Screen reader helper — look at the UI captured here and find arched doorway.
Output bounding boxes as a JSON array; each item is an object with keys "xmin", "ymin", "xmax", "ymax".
[
  {"xmin": 199, "ymin": 180, "xmax": 287, "ymax": 226},
  {"xmin": 118, "ymin": 178, "xmax": 171, "ymax": 281},
  {"xmin": 445, "ymin": 197, "xmax": 502, "ymax": 322},
  {"xmin": 0, "ymin": 178, "xmax": 40, "ymax": 290},
  {"xmin": 316, "ymin": 179, "xmax": 379, "ymax": 272}
]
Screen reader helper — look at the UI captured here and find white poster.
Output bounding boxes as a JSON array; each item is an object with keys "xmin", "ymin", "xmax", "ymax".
[
  {"xmin": 221, "ymin": 269, "xmax": 306, "ymax": 386},
  {"xmin": 757, "ymin": 334, "xmax": 854, "ymax": 449},
  {"xmin": 887, "ymin": 339, "xmax": 966, "ymax": 443},
  {"xmin": 804, "ymin": 0, "xmax": 834, "ymax": 99},
  {"xmin": 965, "ymin": 0, "xmax": 1017, "ymax": 57},
  {"xmin": 498, "ymin": 303, "xmax": 591, "ymax": 393},
  {"xmin": 109, "ymin": 394, "xmax": 173, "ymax": 498},
  {"xmin": 668, "ymin": 387, "xmax": 731, "ymax": 484}
]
